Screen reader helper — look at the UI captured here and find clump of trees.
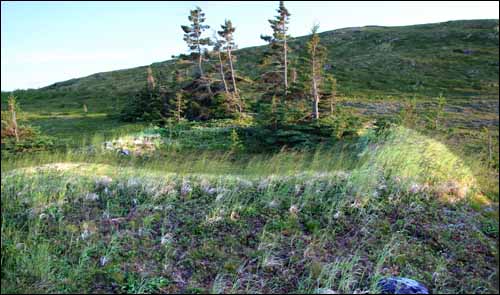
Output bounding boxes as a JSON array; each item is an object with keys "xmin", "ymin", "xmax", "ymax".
[
  {"xmin": 121, "ymin": 1, "xmax": 361, "ymax": 149},
  {"xmin": 1, "ymin": 95, "xmax": 54, "ymax": 153}
]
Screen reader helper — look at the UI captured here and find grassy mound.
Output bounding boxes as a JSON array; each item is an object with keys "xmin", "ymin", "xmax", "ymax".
[
  {"xmin": 2, "ymin": 154, "xmax": 498, "ymax": 293},
  {"xmin": 352, "ymin": 126, "xmax": 478, "ymax": 203}
]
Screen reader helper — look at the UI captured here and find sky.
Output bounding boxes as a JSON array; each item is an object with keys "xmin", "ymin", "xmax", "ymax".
[{"xmin": 1, "ymin": 1, "xmax": 499, "ymax": 91}]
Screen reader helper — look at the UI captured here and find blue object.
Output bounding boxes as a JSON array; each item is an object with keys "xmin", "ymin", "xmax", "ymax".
[{"xmin": 377, "ymin": 277, "xmax": 429, "ymax": 294}]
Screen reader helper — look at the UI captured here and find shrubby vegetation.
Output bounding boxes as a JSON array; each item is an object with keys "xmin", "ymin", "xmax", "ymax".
[
  {"xmin": 0, "ymin": 2, "xmax": 498, "ymax": 294},
  {"xmin": 1, "ymin": 126, "xmax": 497, "ymax": 293},
  {"xmin": 118, "ymin": 1, "xmax": 362, "ymax": 149},
  {"xmin": 1, "ymin": 95, "xmax": 55, "ymax": 155}
]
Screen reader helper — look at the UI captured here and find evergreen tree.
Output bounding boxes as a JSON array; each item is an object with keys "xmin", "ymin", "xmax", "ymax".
[
  {"xmin": 181, "ymin": 7, "xmax": 211, "ymax": 77},
  {"xmin": 168, "ymin": 70, "xmax": 187, "ymax": 122},
  {"xmin": 218, "ymin": 19, "xmax": 242, "ymax": 113},
  {"xmin": 306, "ymin": 24, "xmax": 327, "ymax": 120},
  {"xmin": 212, "ymin": 35, "xmax": 230, "ymax": 96},
  {"xmin": 120, "ymin": 67, "xmax": 164, "ymax": 123},
  {"xmin": 322, "ymin": 74, "xmax": 337, "ymax": 117},
  {"xmin": 260, "ymin": 0, "xmax": 291, "ymax": 96},
  {"xmin": 258, "ymin": 1, "xmax": 292, "ymax": 130}
]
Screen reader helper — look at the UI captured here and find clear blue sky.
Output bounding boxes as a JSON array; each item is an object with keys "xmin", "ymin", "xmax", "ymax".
[{"xmin": 1, "ymin": 1, "xmax": 499, "ymax": 91}]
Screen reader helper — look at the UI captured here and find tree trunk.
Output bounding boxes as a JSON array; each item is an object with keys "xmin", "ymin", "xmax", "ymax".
[
  {"xmin": 218, "ymin": 51, "xmax": 229, "ymax": 95},
  {"xmin": 311, "ymin": 45, "xmax": 320, "ymax": 120},
  {"xmin": 195, "ymin": 29, "xmax": 204, "ymax": 77},
  {"xmin": 9, "ymin": 103, "xmax": 19, "ymax": 142},
  {"xmin": 283, "ymin": 33, "xmax": 288, "ymax": 94},
  {"xmin": 227, "ymin": 48, "xmax": 241, "ymax": 113},
  {"xmin": 330, "ymin": 96, "xmax": 334, "ymax": 116},
  {"xmin": 312, "ymin": 79, "xmax": 319, "ymax": 120}
]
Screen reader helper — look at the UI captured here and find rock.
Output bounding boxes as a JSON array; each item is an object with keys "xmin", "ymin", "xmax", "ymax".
[
  {"xmin": 377, "ymin": 277, "xmax": 429, "ymax": 294},
  {"xmin": 314, "ymin": 288, "xmax": 338, "ymax": 294},
  {"xmin": 119, "ymin": 149, "xmax": 131, "ymax": 156}
]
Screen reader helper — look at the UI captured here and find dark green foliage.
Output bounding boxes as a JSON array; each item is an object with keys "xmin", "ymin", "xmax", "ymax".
[
  {"xmin": 119, "ymin": 83, "xmax": 166, "ymax": 124},
  {"xmin": 181, "ymin": 6, "xmax": 211, "ymax": 77}
]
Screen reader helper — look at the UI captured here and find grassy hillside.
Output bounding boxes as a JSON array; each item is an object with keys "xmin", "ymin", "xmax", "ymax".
[
  {"xmin": 2, "ymin": 127, "xmax": 498, "ymax": 293},
  {"xmin": 1, "ymin": 19, "xmax": 499, "ymax": 294},
  {"xmin": 35, "ymin": 19, "xmax": 500, "ymax": 98},
  {"xmin": 1, "ymin": 19, "xmax": 498, "ymax": 144}
]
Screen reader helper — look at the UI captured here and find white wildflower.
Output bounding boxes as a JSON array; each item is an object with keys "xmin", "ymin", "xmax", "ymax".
[
  {"xmin": 215, "ymin": 193, "xmax": 225, "ymax": 202},
  {"xmin": 181, "ymin": 181, "xmax": 192, "ymax": 196},
  {"xmin": 335, "ymin": 171, "xmax": 350, "ymax": 180},
  {"xmin": 102, "ymin": 210, "xmax": 110, "ymax": 219},
  {"xmin": 238, "ymin": 179, "xmax": 253, "ymax": 189},
  {"xmin": 85, "ymin": 192, "xmax": 99, "ymax": 201},
  {"xmin": 289, "ymin": 205, "xmax": 299, "ymax": 215},
  {"xmin": 96, "ymin": 176, "xmax": 113, "ymax": 188},
  {"xmin": 295, "ymin": 184, "xmax": 303, "ymax": 196},
  {"xmin": 257, "ymin": 179, "xmax": 269, "ymax": 191},
  {"xmin": 161, "ymin": 233, "xmax": 174, "ymax": 245},
  {"xmin": 268, "ymin": 200, "xmax": 279, "ymax": 209},
  {"xmin": 100, "ymin": 256, "xmax": 108, "ymax": 266},
  {"xmin": 81, "ymin": 229, "xmax": 91, "ymax": 240},
  {"xmin": 409, "ymin": 182, "xmax": 422, "ymax": 194},
  {"xmin": 127, "ymin": 178, "xmax": 141, "ymax": 188}
]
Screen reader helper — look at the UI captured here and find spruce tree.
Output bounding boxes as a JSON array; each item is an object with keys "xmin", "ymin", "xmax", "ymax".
[
  {"xmin": 168, "ymin": 69, "xmax": 187, "ymax": 122},
  {"xmin": 258, "ymin": 1, "xmax": 292, "ymax": 130},
  {"xmin": 181, "ymin": 7, "xmax": 211, "ymax": 77},
  {"xmin": 306, "ymin": 24, "xmax": 326, "ymax": 120},
  {"xmin": 261, "ymin": 1, "xmax": 291, "ymax": 95},
  {"xmin": 218, "ymin": 19, "xmax": 242, "ymax": 113}
]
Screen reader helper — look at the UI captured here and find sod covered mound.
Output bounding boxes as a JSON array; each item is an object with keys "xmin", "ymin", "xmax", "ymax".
[{"xmin": 1, "ymin": 159, "xmax": 497, "ymax": 293}]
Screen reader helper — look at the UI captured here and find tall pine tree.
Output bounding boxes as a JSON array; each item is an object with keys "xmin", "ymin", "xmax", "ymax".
[
  {"xmin": 218, "ymin": 19, "xmax": 242, "ymax": 113},
  {"xmin": 181, "ymin": 7, "xmax": 211, "ymax": 78},
  {"xmin": 306, "ymin": 24, "xmax": 327, "ymax": 120}
]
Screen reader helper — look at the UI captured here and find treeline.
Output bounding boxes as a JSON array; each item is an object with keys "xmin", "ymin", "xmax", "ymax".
[{"xmin": 121, "ymin": 1, "xmax": 361, "ymax": 147}]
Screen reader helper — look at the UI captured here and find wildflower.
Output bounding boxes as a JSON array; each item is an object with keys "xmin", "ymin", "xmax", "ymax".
[
  {"xmin": 230, "ymin": 211, "xmax": 240, "ymax": 221},
  {"xmin": 268, "ymin": 200, "xmax": 279, "ymax": 209},
  {"xmin": 289, "ymin": 205, "xmax": 299, "ymax": 216},
  {"xmin": 102, "ymin": 210, "xmax": 110, "ymax": 219},
  {"xmin": 181, "ymin": 181, "xmax": 192, "ymax": 197},
  {"xmin": 127, "ymin": 178, "xmax": 141, "ymax": 188},
  {"xmin": 333, "ymin": 211, "xmax": 342, "ymax": 219},
  {"xmin": 216, "ymin": 193, "xmax": 224, "ymax": 202},
  {"xmin": 295, "ymin": 184, "xmax": 304, "ymax": 196},
  {"xmin": 409, "ymin": 182, "xmax": 422, "ymax": 194},
  {"xmin": 100, "ymin": 256, "xmax": 108, "ymax": 266},
  {"xmin": 153, "ymin": 205, "xmax": 164, "ymax": 211},
  {"xmin": 96, "ymin": 176, "xmax": 113, "ymax": 188},
  {"xmin": 81, "ymin": 229, "xmax": 91, "ymax": 240},
  {"xmin": 335, "ymin": 171, "xmax": 350, "ymax": 180},
  {"xmin": 257, "ymin": 179, "xmax": 269, "ymax": 191},
  {"xmin": 161, "ymin": 233, "xmax": 174, "ymax": 245},
  {"xmin": 238, "ymin": 179, "xmax": 253, "ymax": 189},
  {"xmin": 350, "ymin": 199, "xmax": 362, "ymax": 208},
  {"xmin": 85, "ymin": 192, "xmax": 99, "ymax": 201}
]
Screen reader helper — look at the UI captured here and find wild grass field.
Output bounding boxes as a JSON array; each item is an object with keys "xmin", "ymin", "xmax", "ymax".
[{"xmin": 1, "ymin": 19, "xmax": 499, "ymax": 294}]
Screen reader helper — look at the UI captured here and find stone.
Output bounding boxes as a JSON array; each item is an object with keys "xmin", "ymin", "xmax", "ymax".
[
  {"xmin": 119, "ymin": 149, "xmax": 131, "ymax": 156},
  {"xmin": 377, "ymin": 277, "xmax": 429, "ymax": 294}
]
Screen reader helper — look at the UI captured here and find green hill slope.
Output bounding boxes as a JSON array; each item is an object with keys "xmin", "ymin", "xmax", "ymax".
[{"xmin": 1, "ymin": 19, "xmax": 498, "ymax": 141}]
